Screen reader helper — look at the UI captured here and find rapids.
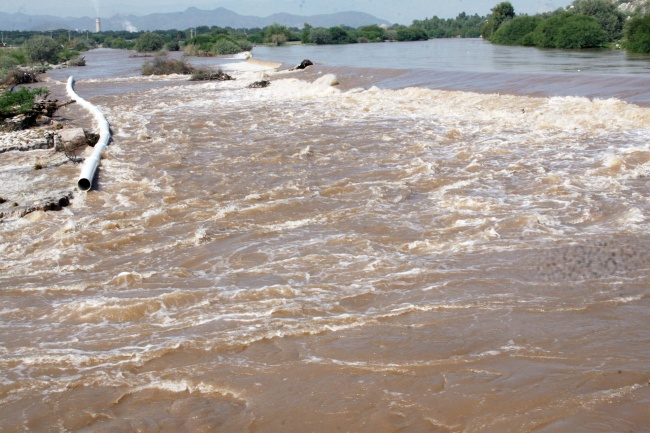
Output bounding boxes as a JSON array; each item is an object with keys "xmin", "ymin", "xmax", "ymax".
[{"xmin": 1, "ymin": 45, "xmax": 649, "ymax": 432}]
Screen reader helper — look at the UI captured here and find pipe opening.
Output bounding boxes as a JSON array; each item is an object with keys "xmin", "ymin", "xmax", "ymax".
[{"xmin": 78, "ymin": 178, "xmax": 91, "ymax": 191}]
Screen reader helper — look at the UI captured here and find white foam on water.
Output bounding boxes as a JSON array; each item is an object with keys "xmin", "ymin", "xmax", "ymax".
[
  {"xmin": 134, "ymin": 379, "xmax": 243, "ymax": 399},
  {"xmin": 3, "ymin": 61, "xmax": 650, "ymax": 432}
]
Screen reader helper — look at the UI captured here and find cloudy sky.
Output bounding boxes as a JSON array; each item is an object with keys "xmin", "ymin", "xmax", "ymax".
[{"xmin": 1, "ymin": 0, "xmax": 573, "ymax": 24}]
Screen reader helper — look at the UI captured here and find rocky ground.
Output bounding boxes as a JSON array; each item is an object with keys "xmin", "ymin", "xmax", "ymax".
[
  {"xmin": 0, "ymin": 82, "xmax": 94, "ymax": 221},
  {"xmin": 0, "ymin": 126, "xmax": 78, "ymax": 220}
]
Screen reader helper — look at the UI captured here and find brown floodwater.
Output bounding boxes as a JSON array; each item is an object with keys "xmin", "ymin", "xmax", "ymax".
[{"xmin": 1, "ymin": 47, "xmax": 649, "ymax": 432}]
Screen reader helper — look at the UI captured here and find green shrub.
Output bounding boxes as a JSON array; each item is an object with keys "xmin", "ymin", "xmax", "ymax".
[
  {"xmin": 0, "ymin": 87, "xmax": 49, "ymax": 118},
  {"xmin": 571, "ymin": 0, "xmax": 625, "ymax": 42},
  {"xmin": 59, "ymin": 50, "xmax": 81, "ymax": 62},
  {"xmin": 491, "ymin": 15, "xmax": 541, "ymax": 45},
  {"xmin": 329, "ymin": 27, "xmax": 351, "ymax": 44},
  {"xmin": 357, "ymin": 25, "xmax": 385, "ymax": 42},
  {"xmin": 309, "ymin": 28, "xmax": 333, "ymax": 45},
  {"xmin": 533, "ymin": 14, "xmax": 568, "ymax": 48},
  {"xmin": 104, "ymin": 37, "xmax": 133, "ymax": 49},
  {"xmin": 625, "ymin": 13, "xmax": 650, "ymax": 53},
  {"xmin": 0, "ymin": 55, "xmax": 20, "ymax": 82},
  {"xmin": 237, "ymin": 40, "xmax": 253, "ymax": 52},
  {"xmin": 141, "ymin": 55, "xmax": 194, "ymax": 75},
  {"xmin": 165, "ymin": 41, "xmax": 180, "ymax": 51},
  {"xmin": 556, "ymin": 15, "xmax": 606, "ymax": 48},
  {"xmin": 24, "ymin": 35, "xmax": 62, "ymax": 64},
  {"xmin": 213, "ymin": 38, "xmax": 241, "ymax": 55},
  {"xmin": 264, "ymin": 24, "xmax": 293, "ymax": 45},
  {"xmin": 483, "ymin": 1, "xmax": 516, "ymax": 40},
  {"xmin": 134, "ymin": 32, "xmax": 165, "ymax": 52},
  {"xmin": 396, "ymin": 27, "xmax": 429, "ymax": 42}
]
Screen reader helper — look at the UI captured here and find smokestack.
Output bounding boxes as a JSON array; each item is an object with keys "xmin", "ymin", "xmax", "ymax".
[{"xmin": 95, "ymin": 18, "xmax": 101, "ymax": 32}]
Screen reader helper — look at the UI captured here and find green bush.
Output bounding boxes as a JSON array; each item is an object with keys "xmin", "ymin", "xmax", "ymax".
[
  {"xmin": 357, "ymin": 25, "xmax": 385, "ymax": 42},
  {"xmin": 59, "ymin": 49, "xmax": 81, "ymax": 62},
  {"xmin": 0, "ymin": 87, "xmax": 49, "ymax": 118},
  {"xmin": 625, "ymin": 13, "xmax": 650, "ymax": 53},
  {"xmin": 329, "ymin": 27, "xmax": 351, "ymax": 44},
  {"xmin": 213, "ymin": 38, "xmax": 241, "ymax": 55},
  {"xmin": 396, "ymin": 27, "xmax": 429, "ymax": 41},
  {"xmin": 165, "ymin": 41, "xmax": 180, "ymax": 51},
  {"xmin": 134, "ymin": 32, "xmax": 165, "ymax": 52},
  {"xmin": 238, "ymin": 40, "xmax": 253, "ymax": 52},
  {"xmin": 104, "ymin": 37, "xmax": 133, "ymax": 49},
  {"xmin": 571, "ymin": 0, "xmax": 625, "ymax": 42},
  {"xmin": 533, "ymin": 13, "xmax": 606, "ymax": 48},
  {"xmin": 264, "ymin": 24, "xmax": 294, "ymax": 45},
  {"xmin": 556, "ymin": 15, "xmax": 606, "ymax": 48},
  {"xmin": 24, "ymin": 35, "xmax": 62, "ymax": 64},
  {"xmin": 189, "ymin": 34, "xmax": 214, "ymax": 52},
  {"xmin": 141, "ymin": 55, "xmax": 194, "ymax": 75},
  {"xmin": 309, "ymin": 28, "xmax": 333, "ymax": 45},
  {"xmin": 491, "ymin": 15, "xmax": 541, "ymax": 45},
  {"xmin": 533, "ymin": 14, "xmax": 568, "ymax": 48},
  {"xmin": 483, "ymin": 1, "xmax": 516, "ymax": 40},
  {"xmin": 0, "ymin": 55, "xmax": 20, "ymax": 82}
]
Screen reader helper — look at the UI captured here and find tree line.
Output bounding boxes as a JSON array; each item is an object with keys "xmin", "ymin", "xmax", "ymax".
[
  {"xmin": 1, "ymin": 0, "xmax": 649, "ymax": 76},
  {"xmin": 484, "ymin": 0, "xmax": 650, "ymax": 52}
]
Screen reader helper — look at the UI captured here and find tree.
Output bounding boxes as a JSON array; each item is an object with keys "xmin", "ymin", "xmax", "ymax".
[
  {"xmin": 491, "ymin": 15, "xmax": 541, "ymax": 45},
  {"xmin": 328, "ymin": 26, "xmax": 350, "ymax": 44},
  {"xmin": 625, "ymin": 13, "xmax": 650, "ymax": 53},
  {"xmin": 357, "ymin": 25, "xmax": 385, "ymax": 42},
  {"xmin": 213, "ymin": 38, "xmax": 241, "ymax": 54},
  {"xmin": 483, "ymin": 2, "xmax": 516, "ymax": 40},
  {"xmin": 24, "ymin": 35, "xmax": 62, "ymax": 64},
  {"xmin": 532, "ymin": 13, "xmax": 605, "ymax": 49},
  {"xmin": 571, "ymin": 0, "xmax": 625, "ymax": 41},
  {"xmin": 134, "ymin": 32, "xmax": 165, "ymax": 52},
  {"xmin": 556, "ymin": 15, "xmax": 606, "ymax": 48},
  {"xmin": 264, "ymin": 24, "xmax": 291, "ymax": 45},
  {"xmin": 396, "ymin": 27, "xmax": 429, "ymax": 42},
  {"xmin": 301, "ymin": 23, "xmax": 313, "ymax": 44},
  {"xmin": 533, "ymin": 14, "xmax": 568, "ymax": 48},
  {"xmin": 309, "ymin": 28, "xmax": 333, "ymax": 45}
]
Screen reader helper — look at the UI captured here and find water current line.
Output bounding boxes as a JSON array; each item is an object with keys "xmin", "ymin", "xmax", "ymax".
[{"xmin": 66, "ymin": 76, "xmax": 111, "ymax": 191}]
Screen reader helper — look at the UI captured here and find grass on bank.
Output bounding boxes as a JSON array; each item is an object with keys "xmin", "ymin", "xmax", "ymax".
[{"xmin": 0, "ymin": 87, "xmax": 50, "ymax": 119}]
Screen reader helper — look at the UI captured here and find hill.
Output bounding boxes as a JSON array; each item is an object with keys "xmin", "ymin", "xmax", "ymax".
[{"xmin": 0, "ymin": 7, "xmax": 391, "ymax": 32}]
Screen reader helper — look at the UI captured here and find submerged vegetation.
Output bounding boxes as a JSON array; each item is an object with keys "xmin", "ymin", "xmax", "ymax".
[
  {"xmin": 140, "ymin": 54, "xmax": 236, "ymax": 81},
  {"xmin": 141, "ymin": 54, "xmax": 194, "ymax": 75}
]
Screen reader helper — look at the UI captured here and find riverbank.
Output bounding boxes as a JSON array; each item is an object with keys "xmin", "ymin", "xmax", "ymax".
[
  {"xmin": 0, "ymin": 125, "xmax": 76, "ymax": 220},
  {"xmin": 0, "ymin": 79, "xmax": 93, "ymax": 221}
]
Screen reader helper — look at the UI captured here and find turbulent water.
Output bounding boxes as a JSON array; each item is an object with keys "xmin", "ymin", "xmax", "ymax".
[{"xmin": 1, "ymin": 44, "xmax": 650, "ymax": 432}]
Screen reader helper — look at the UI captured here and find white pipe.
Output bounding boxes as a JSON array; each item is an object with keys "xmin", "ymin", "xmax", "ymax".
[{"xmin": 66, "ymin": 76, "xmax": 111, "ymax": 191}]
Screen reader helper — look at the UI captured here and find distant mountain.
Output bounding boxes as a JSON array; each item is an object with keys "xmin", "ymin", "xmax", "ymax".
[{"xmin": 0, "ymin": 7, "xmax": 391, "ymax": 32}]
